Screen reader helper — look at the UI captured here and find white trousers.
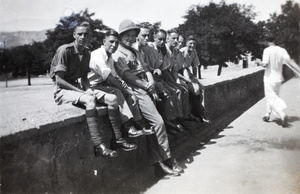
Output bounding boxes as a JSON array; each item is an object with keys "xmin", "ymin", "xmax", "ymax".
[{"xmin": 264, "ymin": 81, "xmax": 287, "ymax": 115}]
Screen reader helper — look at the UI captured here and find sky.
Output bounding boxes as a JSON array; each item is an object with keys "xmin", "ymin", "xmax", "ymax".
[{"xmin": 0, "ymin": 0, "xmax": 289, "ymax": 32}]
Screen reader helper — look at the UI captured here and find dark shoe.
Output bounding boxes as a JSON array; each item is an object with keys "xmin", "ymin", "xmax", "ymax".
[
  {"xmin": 128, "ymin": 126, "xmax": 144, "ymax": 138},
  {"xmin": 164, "ymin": 158, "xmax": 184, "ymax": 173},
  {"xmin": 116, "ymin": 138, "xmax": 137, "ymax": 151},
  {"xmin": 175, "ymin": 124, "xmax": 185, "ymax": 132},
  {"xmin": 94, "ymin": 143, "xmax": 118, "ymax": 158},
  {"xmin": 166, "ymin": 127, "xmax": 178, "ymax": 135},
  {"xmin": 143, "ymin": 127, "xmax": 156, "ymax": 135},
  {"xmin": 158, "ymin": 162, "xmax": 180, "ymax": 176},
  {"xmin": 165, "ymin": 121, "xmax": 178, "ymax": 135},
  {"xmin": 263, "ymin": 115, "xmax": 270, "ymax": 122},
  {"xmin": 186, "ymin": 114, "xmax": 201, "ymax": 122},
  {"xmin": 282, "ymin": 115, "xmax": 288, "ymax": 128},
  {"xmin": 171, "ymin": 159, "xmax": 184, "ymax": 173},
  {"xmin": 201, "ymin": 117, "xmax": 211, "ymax": 124}
]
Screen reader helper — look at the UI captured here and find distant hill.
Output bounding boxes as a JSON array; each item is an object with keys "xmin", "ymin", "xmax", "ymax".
[{"xmin": 0, "ymin": 30, "xmax": 50, "ymax": 49}]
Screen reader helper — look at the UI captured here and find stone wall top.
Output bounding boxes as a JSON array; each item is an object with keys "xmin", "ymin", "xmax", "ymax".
[{"xmin": 200, "ymin": 67, "xmax": 264, "ymax": 89}]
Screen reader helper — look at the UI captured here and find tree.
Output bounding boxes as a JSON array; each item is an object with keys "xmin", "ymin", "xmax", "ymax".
[
  {"xmin": 10, "ymin": 45, "xmax": 33, "ymax": 85},
  {"xmin": 0, "ymin": 49, "xmax": 12, "ymax": 87},
  {"xmin": 263, "ymin": 0, "xmax": 299, "ymax": 63},
  {"xmin": 30, "ymin": 42, "xmax": 48, "ymax": 75},
  {"xmin": 43, "ymin": 8, "xmax": 109, "ymax": 72},
  {"xmin": 178, "ymin": 1, "xmax": 263, "ymax": 66}
]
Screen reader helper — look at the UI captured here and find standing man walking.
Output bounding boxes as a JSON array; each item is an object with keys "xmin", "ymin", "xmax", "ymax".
[{"xmin": 258, "ymin": 36, "xmax": 300, "ymax": 127}]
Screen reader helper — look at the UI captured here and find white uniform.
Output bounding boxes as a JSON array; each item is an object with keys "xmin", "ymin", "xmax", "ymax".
[{"xmin": 262, "ymin": 45, "xmax": 290, "ymax": 115}]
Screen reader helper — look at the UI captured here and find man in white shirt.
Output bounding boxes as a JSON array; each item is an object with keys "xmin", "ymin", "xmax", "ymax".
[
  {"xmin": 88, "ymin": 29, "xmax": 144, "ymax": 152},
  {"xmin": 258, "ymin": 36, "xmax": 300, "ymax": 127}
]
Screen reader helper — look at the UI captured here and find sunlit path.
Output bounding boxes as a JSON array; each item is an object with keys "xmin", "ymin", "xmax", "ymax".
[{"xmin": 145, "ymin": 78, "xmax": 300, "ymax": 194}]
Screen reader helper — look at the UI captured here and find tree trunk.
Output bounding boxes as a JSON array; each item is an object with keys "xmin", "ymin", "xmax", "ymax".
[
  {"xmin": 217, "ymin": 64, "xmax": 222, "ymax": 76},
  {"xmin": 5, "ymin": 71, "xmax": 8, "ymax": 87},
  {"xmin": 27, "ymin": 67, "xmax": 31, "ymax": 86}
]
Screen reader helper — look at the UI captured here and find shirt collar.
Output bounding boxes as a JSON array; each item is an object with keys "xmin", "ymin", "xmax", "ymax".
[
  {"xmin": 181, "ymin": 47, "xmax": 192, "ymax": 58},
  {"xmin": 72, "ymin": 42, "xmax": 88, "ymax": 55},
  {"xmin": 100, "ymin": 46, "xmax": 109, "ymax": 62}
]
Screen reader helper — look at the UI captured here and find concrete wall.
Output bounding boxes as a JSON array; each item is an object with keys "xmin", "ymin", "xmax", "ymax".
[
  {"xmin": 0, "ymin": 115, "xmax": 150, "ymax": 193},
  {"xmin": 202, "ymin": 66, "xmax": 295, "ymax": 121},
  {"xmin": 0, "ymin": 66, "xmax": 295, "ymax": 193},
  {"xmin": 202, "ymin": 68, "xmax": 264, "ymax": 120}
]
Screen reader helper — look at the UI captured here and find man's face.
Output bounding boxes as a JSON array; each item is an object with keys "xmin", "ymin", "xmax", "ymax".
[
  {"xmin": 103, "ymin": 35, "xmax": 119, "ymax": 54},
  {"xmin": 167, "ymin": 32, "xmax": 178, "ymax": 47},
  {"xmin": 186, "ymin": 39, "xmax": 196, "ymax": 51},
  {"xmin": 137, "ymin": 28, "xmax": 150, "ymax": 46},
  {"xmin": 176, "ymin": 36, "xmax": 184, "ymax": 49},
  {"xmin": 73, "ymin": 26, "xmax": 90, "ymax": 48},
  {"xmin": 120, "ymin": 30, "xmax": 137, "ymax": 47},
  {"xmin": 154, "ymin": 32, "xmax": 166, "ymax": 48}
]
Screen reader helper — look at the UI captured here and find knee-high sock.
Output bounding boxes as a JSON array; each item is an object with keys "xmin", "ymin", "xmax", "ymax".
[
  {"xmin": 85, "ymin": 109, "xmax": 104, "ymax": 146},
  {"xmin": 107, "ymin": 107, "xmax": 122, "ymax": 140}
]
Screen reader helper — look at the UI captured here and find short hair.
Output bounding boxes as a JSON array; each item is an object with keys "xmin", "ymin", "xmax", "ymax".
[
  {"xmin": 266, "ymin": 35, "xmax": 275, "ymax": 42},
  {"xmin": 186, "ymin": 35, "xmax": 196, "ymax": 42},
  {"xmin": 74, "ymin": 21, "xmax": 91, "ymax": 32},
  {"xmin": 167, "ymin": 29, "xmax": 178, "ymax": 36},
  {"xmin": 178, "ymin": 34, "xmax": 184, "ymax": 39},
  {"xmin": 105, "ymin": 29, "xmax": 119, "ymax": 38},
  {"xmin": 154, "ymin": 29, "xmax": 167, "ymax": 36},
  {"xmin": 137, "ymin": 23, "xmax": 151, "ymax": 30}
]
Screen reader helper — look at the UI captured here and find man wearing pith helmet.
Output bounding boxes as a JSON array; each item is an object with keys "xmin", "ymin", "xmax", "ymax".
[{"xmin": 112, "ymin": 19, "xmax": 184, "ymax": 176}]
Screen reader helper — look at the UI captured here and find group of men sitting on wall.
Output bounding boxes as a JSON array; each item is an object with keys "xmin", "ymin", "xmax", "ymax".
[{"xmin": 49, "ymin": 19, "xmax": 211, "ymax": 176}]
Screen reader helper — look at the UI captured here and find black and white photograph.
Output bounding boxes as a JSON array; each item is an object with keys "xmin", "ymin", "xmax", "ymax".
[{"xmin": 0, "ymin": 0, "xmax": 299, "ymax": 193}]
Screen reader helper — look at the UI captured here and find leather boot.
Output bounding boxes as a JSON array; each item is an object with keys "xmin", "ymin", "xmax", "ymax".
[
  {"xmin": 94, "ymin": 143, "xmax": 118, "ymax": 158},
  {"xmin": 158, "ymin": 162, "xmax": 180, "ymax": 176},
  {"xmin": 127, "ymin": 126, "xmax": 144, "ymax": 138},
  {"xmin": 164, "ymin": 158, "xmax": 184, "ymax": 173},
  {"xmin": 111, "ymin": 138, "xmax": 137, "ymax": 151}
]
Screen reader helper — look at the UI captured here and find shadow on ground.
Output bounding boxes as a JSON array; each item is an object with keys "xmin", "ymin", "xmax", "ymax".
[{"xmin": 110, "ymin": 94, "xmax": 261, "ymax": 194}]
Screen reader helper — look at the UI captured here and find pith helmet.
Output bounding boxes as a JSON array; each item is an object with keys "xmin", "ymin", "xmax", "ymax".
[{"xmin": 118, "ymin": 19, "xmax": 140, "ymax": 35}]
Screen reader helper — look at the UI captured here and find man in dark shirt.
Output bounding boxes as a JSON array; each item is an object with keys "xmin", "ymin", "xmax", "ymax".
[{"xmin": 50, "ymin": 22, "xmax": 135, "ymax": 158}]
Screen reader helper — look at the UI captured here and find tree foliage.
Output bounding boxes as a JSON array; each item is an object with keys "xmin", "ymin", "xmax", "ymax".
[
  {"xmin": 262, "ymin": 0, "xmax": 299, "ymax": 62},
  {"xmin": 5, "ymin": 9, "xmax": 110, "ymax": 78},
  {"xmin": 0, "ymin": 49, "xmax": 13, "ymax": 75},
  {"xmin": 43, "ymin": 9, "xmax": 109, "ymax": 65},
  {"xmin": 2, "ymin": 2, "xmax": 299, "ymax": 81},
  {"xmin": 178, "ymin": 1, "xmax": 263, "ymax": 66}
]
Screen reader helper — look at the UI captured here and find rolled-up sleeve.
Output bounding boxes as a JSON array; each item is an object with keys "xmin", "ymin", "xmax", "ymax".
[
  {"xmin": 53, "ymin": 47, "xmax": 68, "ymax": 73},
  {"xmin": 192, "ymin": 51, "xmax": 201, "ymax": 67}
]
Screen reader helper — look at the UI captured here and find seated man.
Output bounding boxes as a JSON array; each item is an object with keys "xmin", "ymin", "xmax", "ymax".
[
  {"xmin": 176, "ymin": 35, "xmax": 211, "ymax": 123},
  {"xmin": 88, "ymin": 29, "xmax": 146, "ymax": 138},
  {"xmin": 112, "ymin": 19, "xmax": 183, "ymax": 176},
  {"xmin": 176, "ymin": 34, "xmax": 184, "ymax": 50},
  {"xmin": 165, "ymin": 30, "xmax": 200, "ymax": 122},
  {"xmin": 142, "ymin": 29, "xmax": 186, "ymax": 134},
  {"xmin": 49, "ymin": 22, "xmax": 135, "ymax": 158}
]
